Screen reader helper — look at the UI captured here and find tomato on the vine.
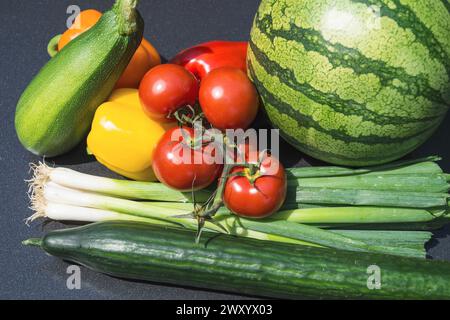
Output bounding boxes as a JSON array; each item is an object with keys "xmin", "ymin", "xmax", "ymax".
[
  {"xmin": 223, "ymin": 151, "xmax": 287, "ymax": 219},
  {"xmin": 199, "ymin": 67, "xmax": 259, "ymax": 130},
  {"xmin": 139, "ymin": 64, "xmax": 199, "ymax": 122},
  {"xmin": 152, "ymin": 126, "xmax": 223, "ymax": 191}
]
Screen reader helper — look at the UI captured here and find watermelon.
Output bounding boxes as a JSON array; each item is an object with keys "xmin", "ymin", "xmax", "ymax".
[{"xmin": 248, "ymin": 0, "xmax": 450, "ymax": 166}]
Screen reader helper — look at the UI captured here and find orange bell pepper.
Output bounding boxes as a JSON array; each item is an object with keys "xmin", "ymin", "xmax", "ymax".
[
  {"xmin": 56, "ymin": 9, "xmax": 161, "ymax": 88},
  {"xmin": 115, "ymin": 39, "xmax": 160, "ymax": 88},
  {"xmin": 57, "ymin": 9, "xmax": 103, "ymax": 50}
]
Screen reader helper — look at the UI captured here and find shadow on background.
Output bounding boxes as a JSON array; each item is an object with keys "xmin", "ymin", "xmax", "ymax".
[{"xmin": 49, "ymin": 140, "xmax": 96, "ymax": 166}]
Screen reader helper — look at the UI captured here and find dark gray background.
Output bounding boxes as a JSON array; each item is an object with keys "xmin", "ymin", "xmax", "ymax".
[{"xmin": 0, "ymin": 0, "xmax": 449, "ymax": 300}]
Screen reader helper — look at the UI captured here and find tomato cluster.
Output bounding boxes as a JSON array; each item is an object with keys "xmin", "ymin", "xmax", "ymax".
[
  {"xmin": 139, "ymin": 64, "xmax": 259, "ymax": 129},
  {"xmin": 138, "ymin": 48, "xmax": 286, "ymax": 219}
]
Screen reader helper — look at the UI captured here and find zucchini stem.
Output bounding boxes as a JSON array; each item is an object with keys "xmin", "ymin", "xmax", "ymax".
[{"xmin": 114, "ymin": 0, "xmax": 139, "ymax": 35}]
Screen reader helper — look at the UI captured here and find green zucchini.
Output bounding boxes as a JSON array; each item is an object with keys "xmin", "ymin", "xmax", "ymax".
[
  {"xmin": 24, "ymin": 221, "xmax": 450, "ymax": 299},
  {"xmin": 15, "ymin": 0, "xmax": 143, "ymax": 157}
]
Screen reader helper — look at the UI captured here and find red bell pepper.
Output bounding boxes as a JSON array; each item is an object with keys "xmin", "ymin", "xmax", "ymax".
[{"xmin": 171, "ymin": 41, "xmax": 248, "ymax": 80}]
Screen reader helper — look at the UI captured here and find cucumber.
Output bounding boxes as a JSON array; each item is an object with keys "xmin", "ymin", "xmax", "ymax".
[
  {"xmin": 15, "ymin": 0, "xmax": 143, "ymax": 157},
  {"xmin": 24, "ymin": 221, "xmax": 450, "ymax": 299}
]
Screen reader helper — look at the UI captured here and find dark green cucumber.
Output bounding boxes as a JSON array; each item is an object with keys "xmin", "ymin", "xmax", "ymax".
[
  {"xmin": 15, "ymin": 0, "xmax": 143, "ymax": 157},
  {"xmin": 24, "ymin": 221, "xmax": 450, "ymax": 299}
]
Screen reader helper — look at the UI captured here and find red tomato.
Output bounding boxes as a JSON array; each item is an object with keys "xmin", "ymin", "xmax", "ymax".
[
  {"xmin": 199, "ymin": 67, "xmax": 259, "ymax": 130},
  {"xmin": 223, "ymin": 152, "xmax": 287, "ymax": 218},
  {"xmin": 139, "ymin": 64, "xmax": 199, "ymax": 122},
  {"xmin": 152, "ymin": 127, "xmax": 223, "ymax": 191}
]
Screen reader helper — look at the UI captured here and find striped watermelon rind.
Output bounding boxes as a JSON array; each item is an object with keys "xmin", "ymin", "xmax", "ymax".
[{"xmin": 248, "ymin": 0, "xmax": 450, "ymax": 166}]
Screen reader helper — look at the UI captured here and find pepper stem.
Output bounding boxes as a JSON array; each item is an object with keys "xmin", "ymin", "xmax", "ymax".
[{"xmin": 47, "ymin": 34, "xmax": 61, "ymax": 57}]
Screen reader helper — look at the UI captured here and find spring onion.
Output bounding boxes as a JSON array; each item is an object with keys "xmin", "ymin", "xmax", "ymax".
[
  {"xmin": 286, "ymin": 188, "xmax": 449, "ymax": 209},
  {"xmin": 30, "ymin": 181, "xmax": 428, "ymax": 258},
  {"xmin": 286, "ymin": 156, "xmax": 444, "ymax": 178},
  {"xmin": 26, "ymin": 157, "xmax": 450, "ymax": 259},
  {"xmin": 29, "ymin": 161, "xmax": 449, "ymax": 228},
  {"xmin": 271, "ymin": 207, "xmax": 446, "ymax": 224},
  {"xmin": 288, "ymin": 174, "xmax": 449, "ymax": 193},
  {"xmin": 29, "ymin": 163, "xmax": 211, "ymax": 202},
  {"xmin": 40, "ymin": 202, "xmax": 430, "ymax": 252}
]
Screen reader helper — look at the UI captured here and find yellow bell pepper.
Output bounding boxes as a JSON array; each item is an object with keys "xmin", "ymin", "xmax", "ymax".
[{"xmin": 87, "ymin": 89, "xmax": 175, "ymax": 181}]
